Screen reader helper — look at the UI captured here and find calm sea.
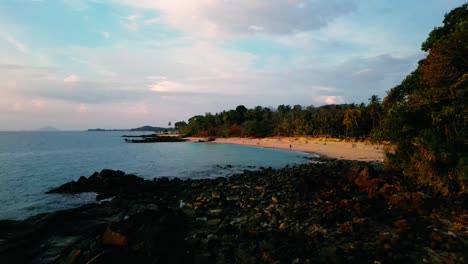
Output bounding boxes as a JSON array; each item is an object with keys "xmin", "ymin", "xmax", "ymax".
[{"xmin": 0, "ymin": 131, "xmax": 311, "ymax": 220}]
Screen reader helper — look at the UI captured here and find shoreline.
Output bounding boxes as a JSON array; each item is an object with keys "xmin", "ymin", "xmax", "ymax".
[{"xmin": 186, "ymin": 137, "xmax": 385, "ymax": 162}]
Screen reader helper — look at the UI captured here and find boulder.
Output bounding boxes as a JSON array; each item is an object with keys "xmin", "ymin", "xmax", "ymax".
[{"xmin": 46, "ymin": 169, "xmax": 144, "ymax": 198}]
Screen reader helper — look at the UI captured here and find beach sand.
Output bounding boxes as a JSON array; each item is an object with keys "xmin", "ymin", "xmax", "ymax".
[{"xmin": 187, "ymin": 137, "xmax": 385, "ymax": 162}]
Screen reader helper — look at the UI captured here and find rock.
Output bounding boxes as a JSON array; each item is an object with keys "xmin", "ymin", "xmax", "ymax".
[
  {"xmin": 261, "ymin": 251, "xmax": 275, "ymax": 263},
  {"xmin": 393, "ymin": 219, "xmax": 408, "ymax": 234},
  {"xmin": 321, "ymin": 245, "xmax": 339, "ymax": 263},
  {"xmin": 279, "ymin": 223, "xmax": 287, "ymax": 231},
  {"xmin": 211, "ymin": 191, "xmax": 221, "ymax": 199},
  {"xmin": 209, "ymin": 209, "xmax": 223, "ymax": 216},
  {"xmin": 379, "ymin": 183, "xmax": 399, "ymax": 198},
  {"xmin": 181, "ymin": 206, "xmax": 196, "ymax": 218},
  {"xmin": 63, "ymin": 248, "xmax": 81, "ymax": 263},
  {"xmin": 102, "ymin": 227, "xmax": 128, "ymax": 246},
  {"xmin": 338, "ymin": 222, "xmax": 353, "ymax": 234},
  {"xmin": 124, "ymin": 135, "xmax": 187, "ymax": 143},
  {"xmin": 46, "ymin": 169, "xmax": 144, "ymax": 197},
  {"xmin": 99, "ymin": 169, "xmax": 125, "ymax": 179},
  {"xmin": 206, "ymin": 219, "xmax": 222, "ymax": 226},
  {"xmin": 3, "ymin": 160, "xmax": 467, "ymax": 263},
  {"xmin": 226, "ymin": 196, "xmax": 240, "ymax": 201},
  {"xmin": 447, "ymin": 231, "xmax": 456, "ymax": 238}
]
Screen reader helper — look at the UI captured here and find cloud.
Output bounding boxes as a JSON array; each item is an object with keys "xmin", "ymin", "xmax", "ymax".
[
  {"xmin": 286, "ymin": 53, "xmax": 423, "ymax": 103},
  {"xmin": 249, "ymin": 25, "xmax": 264, "ymax": 32},
  {"xmin": 64, "ymin": 74, "xmax": 80, "ymax": 83},
  {"xmin": 122, "ymin": 14, "xmax": 140, "ymax": 31},
  {"xmin": 77, "ymin": 104, "xmax": 88, "ymax": 113},
  {"xmin": 0, "ymin": 63, "xmax": 53, "ymax": 71},
  {"xmin": 4, "ymin": 33, "xmax": 27, "ymax": 53},
  {"xmin": 323, "ymin": 96, "xmax": 344, "ymax": 105},
  {"xmin": 102, "ymin": 31, "xmax": 110, "ymax": 39},
  {"xmin": 148, "ymin": 80, "xmax": 181, "ymax": 92},
  {"xmin": 115, "ymin": 0, "xmax": 356, "ymax": 37}
]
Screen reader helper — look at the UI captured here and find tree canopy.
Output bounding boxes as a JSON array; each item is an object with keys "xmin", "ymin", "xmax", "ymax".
[
  {"xmin": 177, "ymin": 101, "xmax": 382, "ymax": 140},
  {"xmin": 379, "ymin": 4, "xmax": 467, "ymax": 196}
]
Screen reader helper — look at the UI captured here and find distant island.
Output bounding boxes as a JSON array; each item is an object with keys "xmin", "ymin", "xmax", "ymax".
[
  {"xmin": 88, "ymin": 125, "xmax": 176, "ymax": 133},
  {"xmin": 38, "ymin": 126, "xmax": 59, "ymax": 131}
]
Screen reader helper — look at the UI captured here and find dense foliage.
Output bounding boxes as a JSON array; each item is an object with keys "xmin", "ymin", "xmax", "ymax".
[
  {"xmin": 175, "ymin": 100, "xmax": 383, "ymax": 139},
  {"xmin": 379, "ymin": 4, "xmax": 467, "ymax": 195}
]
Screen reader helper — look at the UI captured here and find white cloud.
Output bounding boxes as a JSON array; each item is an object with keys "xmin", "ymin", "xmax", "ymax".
[
  {"xmin": 4, "ymin": 33, "xmax": 27, "ymax": 53},
  {"xmin": 114, "ymin": 0, "xmax": 355, "ymax": 37},
  {"xmin": 64, "ymin": 74, "xmax": 80, "ymax": 83},
  {"xmin": 122, "ymin": 14, "xmax": 140, "ymax": 31},
  {"xmin": 249, "ymin": 25, "xmax": 264, "ymax": 32},
  {"xmin": 144, "ymin": 17, "xmax": 160, "ymax": 25},
  {"xmin": 148, "ymin": 80, "xmax": 182, "ymax": 93},
  {"xmin": 102, "ymin": 31, "xmax": 110, "ymax": 39}
]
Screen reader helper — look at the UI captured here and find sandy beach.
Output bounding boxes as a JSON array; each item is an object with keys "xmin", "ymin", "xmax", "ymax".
[{"xmin": 187, "ymin": 137, "xmax": 385, "ymax": 162}]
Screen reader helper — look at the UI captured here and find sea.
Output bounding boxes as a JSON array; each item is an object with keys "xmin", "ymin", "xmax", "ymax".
[{"xmin": 0, "ymin": 131, "xmax": 312, "ymax": 220}]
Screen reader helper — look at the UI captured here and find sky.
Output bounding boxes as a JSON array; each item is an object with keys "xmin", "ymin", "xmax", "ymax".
[{"xmin": 0, "ymin": 0, "xmax": 465, "ymax": 130}]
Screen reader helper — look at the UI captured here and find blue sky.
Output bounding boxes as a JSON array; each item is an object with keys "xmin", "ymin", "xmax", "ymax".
[{"xmin": 0, "ymin": 0, "xmax": 465, "ymax": 130}]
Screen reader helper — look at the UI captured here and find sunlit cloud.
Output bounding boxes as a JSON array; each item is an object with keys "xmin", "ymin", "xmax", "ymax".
[
  {"xmin": 31, "ymin": 99, "xmax": 47, "ymax": 109},
  {"xmin": 324, "ymin": 96, "xmax": 344, "ymax": 105},
  {"xmin": 64, "ymin": 74, "xmax": 80, "ymax": 83},
  {"xmin": 77, "ymin": 104, "xmax": 88, "ymax": 113},
  {"xmin": 148, "ymin": 81, "xmax": 180, "ymax": 93}
]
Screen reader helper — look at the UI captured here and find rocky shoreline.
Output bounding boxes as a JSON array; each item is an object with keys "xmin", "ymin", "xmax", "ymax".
[
  {"xmin": 122, "ymin": 134, "xmax": 187, "ymax": 143},
  {"xmin": 0, "ymin": 159, "xmax": 467, "ymax": 263}
]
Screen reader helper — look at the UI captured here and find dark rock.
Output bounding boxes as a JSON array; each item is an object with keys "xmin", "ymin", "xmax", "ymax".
[
  {"xmin": 46, "ymin": 169, "xmax": 145, "ymax": 198},
  {"xmin": 125, "ymin": 136, "xmax": 187, "ymax": 143}
]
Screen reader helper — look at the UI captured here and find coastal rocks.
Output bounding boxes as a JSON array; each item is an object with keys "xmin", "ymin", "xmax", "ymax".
[
  {"xmin": 1, "ymin": 159, "xmax": 467, "ymax": 263},
  {"xmin": 102, "ymin": 226, "xmax": 128, "ymax": 246},
  {"xmin": 46, "ymin": 169, "xmax": 144, "ymax": 199},
  {"xmin": 196, "ymin": 137, "xmax": 216, "ymax": 143},
  {"xmin": 123, "ymin": 135, "xmax": 187, "ymax": 143}
]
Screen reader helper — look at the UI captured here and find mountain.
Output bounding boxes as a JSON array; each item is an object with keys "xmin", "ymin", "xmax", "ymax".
[
  {"xmin": 130, "ymin": 126, "xmax": 173, "ymax": 132},
  {"xmin": 38, "ymin": 126, "xmax": 59, "ymax": 131}
]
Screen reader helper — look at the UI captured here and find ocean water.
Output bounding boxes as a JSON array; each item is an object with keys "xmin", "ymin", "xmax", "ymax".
[{"xmin": 0, "ymin": 131, "xmax": 311, "ymax": 220}]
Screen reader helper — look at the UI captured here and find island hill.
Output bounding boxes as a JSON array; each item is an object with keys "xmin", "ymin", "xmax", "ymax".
[
  {"xmin": 38, "ymin": 126, "xmax": 60, "ymax": 131},
  {"xmin": 88, "ymin": 126, "xmax": 187, "ymax": 143}
]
